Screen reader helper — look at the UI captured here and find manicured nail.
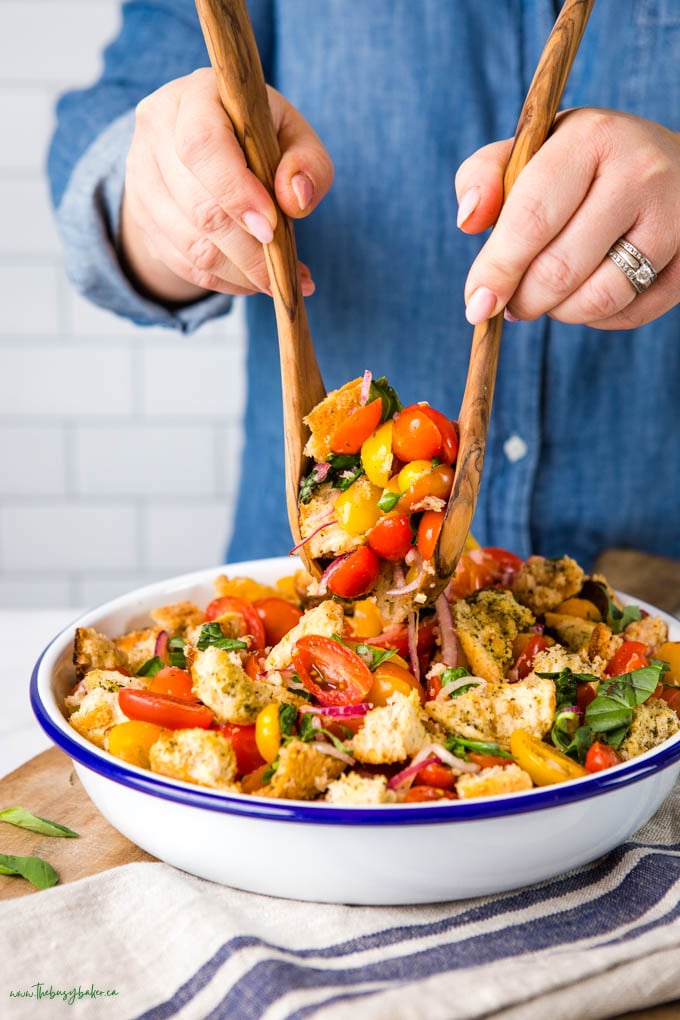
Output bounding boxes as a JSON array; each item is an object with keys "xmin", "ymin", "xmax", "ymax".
[
  {"xmin": 242, "ymin": 210, "xmax": 274, "ymax": 245},
  {"xmin": 504, "ymin": 308, "xmax": 519, "ymax": 323},
  {"xmin": 456, "ymin": 186, "xmax": 481, "ymax": 228},
  {"xmin": 292, "ymin": 172, "xmax": 314, "ymax": 212},
  {"xmin": 465, "ymin": 286, "xmax": 498, "ymax": 325},
  {"xmin": 301, "ymin": 277, "xmax": 315, "ymax": 296}
]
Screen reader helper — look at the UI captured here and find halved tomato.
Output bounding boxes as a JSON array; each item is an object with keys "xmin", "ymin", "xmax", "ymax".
[
  {"xmin": 325, "ymin": 546, "xmax": 381, "ymax": 599},
  {"xmin": 606, "ymin": 641, "xmax": 649, "ymax": 677},
  {"xmin": 204, "ymin": 595, "xmax": 266, "ymax": 651},
  {"xmin": 118, "ymin": 689, "xmax": 213, "ymax": 729},
  {"xmin": 215, "ymin": 722, "xmax": 267, "ymax": 776},
  {"xmin": 292, "ymin": 635, "xmax": 373, "ymax": 706},
  {"xmin": 329, "ymin": 397, "xmax": 383, "ymax": 455},
  {"xmin": 413, "ymin": 761, "xmax": 457, "ymax": 790}
]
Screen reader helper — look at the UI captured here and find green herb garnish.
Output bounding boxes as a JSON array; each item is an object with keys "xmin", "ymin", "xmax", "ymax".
[
  {"xmin": 0, "ymin": 853, "xmax": 59, "ymax": 890},
  {"xmin": 137, "ymin": 656, "xmax": 163, "ymax": 678},
  {"xmin": 377, "ymin": 490, "xmax": 401, "ymax": 512},
  {"xmin": 196, "ymin": 623, "xmax": 248, "ymax": 653},
  {"xmin": 333, "ymin": 634, "xmax": 396, "ymax": 671},
  {"xmin": 369, "ymin": 376, "xmax": 403, "ymax": 421},
  {"xmin": 439, "ymin": 667, "xmax": 478, "ymax": 698},
  {"xmin": 444, "ymin": 736, "xmax": 513, "ymax": 760},
  {"xmin": 168, "ymin": 636, "xmax": 187, "ymax": 668},
  {"xmin": 0, "ymin": 808, "xmax": 78, "ymax": 838},
  {"xmin": 261, "ymin": 759, "xmax": 279, "ymax": 784},
  {"xmin": 279, "ymin": 703, "xmax": 298, "ymax": 738},
  {"xmin": 299, "ymin": 711, "xmax": 350, "ymax": 754},
  {"xmin": 584, "ymin": 664, "xmax": 662, "ymax": 748}
]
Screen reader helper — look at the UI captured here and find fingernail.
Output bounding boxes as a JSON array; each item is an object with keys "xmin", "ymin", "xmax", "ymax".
[
  {"xmin": 301, "ymin": 278, "xmax": 315, "ymax": 296},
  {"xmin": 456, "ymin": 186, "xmax": 481, "ymax": 228},
  {"xmin": 242, "ymin": 210, "xmax": 274, "ymax": 245},
  {"xmin": 504, "ymin": 308, "xmax": 520, "ymax": 323},
  {"xmin": 465, "ymin": 286, "xmax": 498, "ymax": 325},
  {"xmin": 292, "ymin": 172, "xmax": 314, "ymax": 212}
]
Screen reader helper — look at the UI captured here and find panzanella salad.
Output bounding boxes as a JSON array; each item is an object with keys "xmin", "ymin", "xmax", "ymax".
[{"xmin": 66, "ymin": 553, "xmax": 680, "ymax": 804}]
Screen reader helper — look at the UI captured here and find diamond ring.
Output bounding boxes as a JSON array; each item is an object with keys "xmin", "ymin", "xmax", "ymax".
[{"xmin": 607, "ymin": 238, "xmax": 658, "ymax": 294}]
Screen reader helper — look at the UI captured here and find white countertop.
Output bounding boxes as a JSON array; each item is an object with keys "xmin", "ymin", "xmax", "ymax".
[{"xmin": 0, "ymin": 609, "xmax": 81, "ymax": 778}]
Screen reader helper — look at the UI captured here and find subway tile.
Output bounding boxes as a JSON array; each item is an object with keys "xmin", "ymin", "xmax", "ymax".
[
  {"xmin": 0, "ymin": 575, "xmax": 72, "ymax": 610},
  {"xmin": 0, "ymin": 264, "xmax": 60, "ymax": 335},
  {"xmin": 1, "ymin": 503, "xmax": 137, "ymax": 571},
  {"xmin": 68, "ymin": 287, "xmax": 178, "ymax": 342},
  {"xmin": 216, "ymin": 421, "xmax": 244, "ymax": 496},
  {"xmin": 0, "ymin": 426, "xmax": 65, "ymax": 495},
  {"xmin": 144, "ymin": 503, "xmax": 232, "ymax": 572},
  {"xmin": 0, "ymin": 90, "xmax": 55, "ymax": 171},
  {"xmin": 0, "ymin": 176, "xmax": 60, "ymax": 255},
  {"xmin": 0, "ymin": 345, "xmax": 134, "ymax": 416},
  {"xmin": 142, "ymin": 345, "xmax": 246, "ymax": 419},
  {"xmin": 74, "ymin": 425, "xmax": 216, "ymax": 495},
  {"xmin": 75, "ymin": 571, "xmax": 171, "ymax": 610}
]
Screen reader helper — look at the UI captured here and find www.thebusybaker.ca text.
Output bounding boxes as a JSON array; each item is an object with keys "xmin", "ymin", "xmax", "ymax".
[{"xmin": 9, "ymin": 983, "xmax": 119, "ymax": 1006}]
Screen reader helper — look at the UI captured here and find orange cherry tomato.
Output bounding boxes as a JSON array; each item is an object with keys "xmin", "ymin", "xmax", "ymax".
[
  {"xmin": 243, "ymin": 653, "xmax": 265, "ymax": 681},
  {"xmin": 326, "ymin": 547, "xmax": 381, "ymax": 599},
  {"xmin": 416, "ymin": 509, "xmax": 445, "ymax": 560},
  {"xmin": 513, "ymin": 634, "xmax": 551, "ymax": 680},
  {"xmin": 148, "ymin": 666, "xmax": 194, "ymax": 700},
  {"xmin": 606, "ymin": 641, "xmax": 649, "ymax": 677},
  {"xmin": 216, "ymin": 723, "xmax": 266, "ymax": 776},
  {"xmin": 395, "ymin": 463, "xmax": 454, "ymax": 513},
  {"xmin": 367, "ymin": 514, "xmax": 413, "ymax": 561},
  {"xmin": 367, "ymin": 661, "xmax": 424, "ymax": 706},
  {"xmin": 252, "ymin": 597, "xmax": 303, "ymax": 646},
  {"xmin": 418, "ymin": 406, "xmax": 459, "ymax": 465},
  {"xmin": 292, "ymin": 635, "xmax": 373, "ymax": 706},
  {"xmin": 413, "ymin": 761, "xmax": 457, "ymax": 790},
  {"xmin": 392, "ymin": 404, "xmax": 444, "ymax": 462},
  {"xmin": 584, "ymin": 741, "xmax": 622, "ymax": 773},
  {"xmin": 118, "ymin": 689, "xmax": 213, "ymax": 729},
  {"xmin": 329, "ymin": 397, "xmax": 383, "ymax": 455},
  {"xmin": 651, "ymin": 683, "xmax": 680, "ymax": 716},
  {"xmin": 403, "ymin": 785, "xmax": 456, "ymax": 802},
  {"xmin": 204, "ymin": 595, "xmax": 266, "ymax": 651}
]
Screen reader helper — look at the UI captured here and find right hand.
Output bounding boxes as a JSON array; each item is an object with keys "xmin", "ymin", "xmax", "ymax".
[{"xmin": 120, "ymin": 68, "xmax": 334, "ymax": 304}]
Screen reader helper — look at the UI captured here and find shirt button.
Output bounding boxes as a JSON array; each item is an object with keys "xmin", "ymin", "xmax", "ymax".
[{"xmin": 503, "ymin": 434, "xmax": 528, "ymax": 462}]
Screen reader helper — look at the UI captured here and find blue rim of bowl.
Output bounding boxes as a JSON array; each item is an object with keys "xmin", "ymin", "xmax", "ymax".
[{"xmin": 31, "ymin": 638, "xmax": 680, "ymax": 827}]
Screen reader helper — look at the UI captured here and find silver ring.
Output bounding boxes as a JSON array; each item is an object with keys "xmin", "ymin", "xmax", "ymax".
[{"xmin": 607, "ymin": 238, "xmax": 658, "ymax": 294}]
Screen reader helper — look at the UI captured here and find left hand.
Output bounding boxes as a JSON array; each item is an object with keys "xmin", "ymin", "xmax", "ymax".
[{"xmin": 455, "ymin": 108, "xmax": 680, "ymax": 329}]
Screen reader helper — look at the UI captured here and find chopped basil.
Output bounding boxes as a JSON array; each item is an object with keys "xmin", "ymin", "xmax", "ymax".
[
  {"xmin": 299, "ymin": 468, "xmax": 321, "ymax": 505},
  {"xmin": 196, "ymin": 623, "xmax": 248, "ymax": 653},
  {"xmin": 377, "ymin": 490, "xmax": 400, "ymax": 512},
  {"xmin": 329, "ymin": 453, "xmax": 364, "ymax": 492},
  {"xmin": 551, "ymin": 706, "xmax": 585, "ymax": 758},
  {"xmin": 299, "ymin": 712, "xmax": 349, "ymax": 753},
  {"xmin": 0, "ymin": 807, "xmax": 78, "ymax": 838},
  {"xmin": 278, "ymin": 703, "xmax": 298, "ymax": 737},
  {"xmin": 261, "ymin": 759, "xmax": 279, "ymax": 784},
  {"xmin": 168, "ymin": 636, "xmax": 187, "ymax": 668},
  {"xmin": 0, "ymin": 853, "xmax": 59, "ymax": 890},
  {"xmin": 136, "ymin": 656, "xmax": 163, "ymax": 678},
  {"xmin": 369, "ymin": 376, "xmax": 403, "ymax": 421},
  {"xmin": 444, "ymin": 736, "xmax": 513, "ymax": 760},
  {"xmin": 584, "ymin": 663, "xmax": 662, "ymax": 748}
]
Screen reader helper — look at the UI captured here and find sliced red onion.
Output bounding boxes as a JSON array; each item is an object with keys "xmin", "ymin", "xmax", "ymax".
[
  {"xmin": 154, "ymin": 630, "xmax": 169, "ymax": 661},
  {"xmin": 531, "ymin": 623, "xmax": 545, "ymax": 634},
  {"xmin": 435, "ymin": 593, "xmax": 458, "ymax": 668},
  {"xmin": 387, "ymin": 754, "xmax": 439, "ymax": 791},
  {"xmin": 316, "ymin": 552, "xmax": 351, "ymax": 595},
  {"xmin": 310, "ymin": 742, "xmax": 355, "ymax": 766},
  {"xmin": 360, "ymin": 369, "xmax": 372, "ymax": 405},
  {"xmin": 407, "ymin": 612, "xmax": 420, "ymax": 682},
  {"xmin": 385, "ymin": 571, "xmax": 424, "ymax": 597},
  {"xmin": 289, "ymin": 512, "xmax": 337, "ymax": 556},
  {"xmin": 301, "ymin": 703, "xmax": 371, "ymax": 718},
  {"xmin": 435, "ymin": 676, "xmax": 485, "ymax": 702},
  {"xmin": 430, "ymin": 743, "xmax": 481, "ymax": 773}
]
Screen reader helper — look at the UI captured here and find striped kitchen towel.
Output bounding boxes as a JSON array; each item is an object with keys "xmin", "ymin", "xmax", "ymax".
[{"xmin": 2, "ymin": 786, "xmax": 680, "ymax": 1020}]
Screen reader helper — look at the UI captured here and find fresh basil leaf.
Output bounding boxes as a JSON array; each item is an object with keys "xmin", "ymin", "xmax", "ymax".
[
  {"xmin": 0, "ymin": 808, "xmax": 78, "ymax": 838},
  {"xmin": 327, "ymin": 453, "xmax": 361, "ymax": 473},
  {"xmin": 261, "ymin": 759, "xmax": 279, "ymax": 784},
  {"xmin": 299, "ymin": 467, "xmax": 321, "ymax": 505},
  {"xmin": 551, "ymin": 707, "xmax": 581, "ymax": 755},
  {"xmin": 584, "ymin": 663, "xmax": 663, "ymax": 747},
  {"xmin": 299, "ymin": 712, "xmax": 317, "ymax": 742},
  {"xmin": 377, "ymin": 490, "xmax": 400, "ymax": 512},
  {"xmin": 353, "ymin": 643, "xmax": 396, "ymax": 672},
  {"xmin": 608, "ymin": 600, "xmax": 642, "ymax": 635},
  {"xmin": 369, "ymin": 376, "xmax": 403, "ymax": 421},
  {"xmin": 136, "ymin": 656, "xmax": 163, "ymax": 678},
  {"xmin": 332, "ymin": 466, "xmax": 365, "ymax": 491},
  {"xmin": 0, "ymin": 852, "xmax": 59, "ymax": 890},
  {"xmin": 196, "ymin": 623, "xmax": 248, "ymax": 653},
  {"xmin": 441, "ymin": 666, "xmax": 471, "ymax": 686},
  {"xmin": 550, "ymin": 668, "xmax": 579, "ymax": 711},
  {"xmin": 278, "ymin": 703, "xmax": 298, "ymax": 737},
  {"xmin": 444, "ymin": 736, "xmax": 512, "ymax": 760},
  {"xmin": 168, "ymin": 636, "xmax": 187, "ymax": 669}
]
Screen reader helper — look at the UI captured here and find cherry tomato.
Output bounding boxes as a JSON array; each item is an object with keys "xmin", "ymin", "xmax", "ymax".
[
  {"xmin": 367, "ymin": 615, "xmax": 438, "ymax": 660},
  {"xmin": 148, "ymin": 666, "xmax": 194, "ymax": 700},
  {"xmin": 416, "ymin": 509, "xmax": 445, "ymax": 561},
  {"xmin": 292, "ymin": 635, "xmax": 373, "ymax": 706},
  {"xmin": 329, "ymin": 397, "xmax": 383, "ymax": 455},
  {"xmin": 651, "ymin": 683, "xmax": 680, "ymax": 717},
  {"xmin": 396, "ymin": 463, "xmax": 454, "ymax": 513},
  {"xmin": 448, "ymin": 547, "xmax": 523, "ymax": 599},
  {"xmin": 255, "ymin": 703, "xmax": 282, "ymax": 763},
  {"xmin": 467, "ymin": 752, "xmax": 514, "ymax": 769},
  {"xmin": 513, "ymin": 634, "xmax": 551, "ymax": 680},
  {"xmin": 351, "ymin": 599, "xmax": 385, "ymax": 639},
  {"xmin": 576, "ymin": 681, "xmax": 599, "ymax": 712},
  {"xmin": 655, "ymin": 641, "xmax": 680, "ymax": 685},
  {"xmin": 403, "ymin": 785, "xmax": 456, "ymax": 802},
  {"xmin": 418, "ymin": 406, "xmax": 459, "ymax": 464},
  {"xmin": 392, "ymin": 404, "xmax": 445, "ymax": 462},
  {"xmin": 367, "ymin": 660, "xmax": 424, "ymax": 706},
  {"xmin": 243, "ymin": 653, "xmax": 265, "ymax": 681},
  {"xmin": 483, "ymin": 547, "xmax": 523, "ymax": 575},
  {"xmin": 107, "ymin": 720, "xmax": 163, "ymax": 768},
  {"xmin": 326, "ymin": 546, "xmax": 381, "ymax": 599},
  {"xmin": 216, "ymin": 722, "xmax": 266, "ymax": 776},
  {"xmin": 413, "ymin": 761, "xmax": 457, "ymax": 790},
  {"xmin": 204, "ymin": 595, "xmax": 266, "ymax": 651},
  {"xmin": 509, "ymin": 729, "xmax": 588, "ymax": 786},
  {"xmin": 367, "ymin": 514, "xmax": 413, "ymax": 561},
  {"xmin": 118, "ymin": 689, "xmax": 214, "ymax": 730},
  {"xmin": 606, "ymin": 641, "xmax": 649, "ymax": 677},
  {"xmin": 251, "ymin": 597, "xmax": 302, "ymax": 646},
  {"xmin": 584, "ymin": 741, "xmax": 623, "ymax": 773}
]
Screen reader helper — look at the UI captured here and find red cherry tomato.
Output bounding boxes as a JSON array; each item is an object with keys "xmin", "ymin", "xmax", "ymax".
[
  {"xmin": 651, "ymin": 684, "xmax": 680, "ymax": 716},
  {"xmin": 606, "ymin": 641, "xmax": 649, "ymax": 677},
  {"xmin": 326, "ymin": 546, "xmax": 381, "ymax": 599},
  {"xmin": 467, "ymin": 752, "xmax": 514, "ymax": 769},
  {"xmin": 414, "ymin": 761, "xmax": 457, "ymax": 790},
  {"xmin": 483, "ymin": 547, "xmax": 524, "ymax": 575},
  {"xmin": 204, "ymin": 595, "xmax": 266, "ymax": 651},
  {"xmin": 403, "ymin": 785, "xmax": 456, "ymax": 802},
  {"xmin": 251, "ymin": 597, "xmax": 303, "ymax": 646},
  {"xmin": 416, "ymin": 509, "xmax": 445, "ymax": 561},
  {"xmin": 329, "ymin": 397, "xmax": 383, "ymax": 455},
  {"xmin": 292, "ymin": 635, "xmax": 373, "ymax": 706},
  {"xmin": 366, "ymin": 615, "xmax": 438, "ymax": 658},
  {"xmin": 148, "ymin": 666, "xmax": 194, "ymax": 700},
  {"xmin": 418, "ymin": 406, "xmax": 459, "ymax": 464},
  {"xmin": 118, "ymin": 689, "xmax": 213, "ymax": 729},
  {"xmin": 584, "ymin": 741, "xmax": 622, "ymax": 773},
  {"xmin": 514, "ymin": 634, "xmax": 551, "ymax": 680},
  {"xmin": 367, "ymin": 514, "xmax": 413, "ymax": 561},
  {"xmin": 392, "ymin": 404, "xmax": 444, "ymax": 462},
  {"xmin": 448, "ymin": 547, "xmax": 520, "ymax": 600},
  {"xmin": 396, "ymin": 463, "xmax": 454, "ymax": 514},
  {"xmin": 576, "ymin": 681, "xmax": 599, "ymax": 712},
  {"xmin": 215, "ymin": 722, "xmax": 266, "ymax": 776}
]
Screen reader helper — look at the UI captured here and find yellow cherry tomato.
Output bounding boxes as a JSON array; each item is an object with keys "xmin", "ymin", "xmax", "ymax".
[
  {"xmin": 352, "ymin": 599, "xmax": 385, "ymax": 638},
  {"xmin": 554, "ymin": 597, "xmax": 602, "ymax": 621},
  {"xmin": 255, "ymin": 703, "xmax": 282, "ymax": 763},
  {"xmin": 509, "ymin": 729, "xmax": 588, "ymax": 787},
  {"xmin": 656, "ymin": 642, "xmax": 680, "ymax": 685},
  {"xmin": 334, "ymin": 477, "xmax": 382, "ymax": 535},
  {"xmin": 397, "ymin": 459, "xmax": 433, "ymax": 491},
  {"xmin": 367, "ymin": 661, "xmax": 424, "ymax": 706},
  {"xmin": 361, "ymin": 421, "xmax": 394, "ymax": 487},
  {"xmin": 463, "ymin": 532, "xmax": 480, "ymax": 551},
  {"xmin": 107, "ymin": 720, "xmax": 163, "ymax": 769}
]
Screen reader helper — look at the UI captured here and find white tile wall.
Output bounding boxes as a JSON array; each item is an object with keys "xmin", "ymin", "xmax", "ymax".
[{"xmin": 0, "ymin": 1, "xmax": 247, "ymax": 608}]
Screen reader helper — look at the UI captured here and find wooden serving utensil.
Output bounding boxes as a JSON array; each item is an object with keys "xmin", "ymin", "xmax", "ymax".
[
  {"xmin": 430, "ymin": 0, "xmax": 596, "ymax": 598},
  {"xmin": 195, "ymin": 0, "xmax": 326, "ymax": 568}
]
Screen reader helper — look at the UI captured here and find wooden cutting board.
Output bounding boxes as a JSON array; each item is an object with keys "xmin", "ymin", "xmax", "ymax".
[{"xmin": 0, "ymin": 746, "xmax": 155, "ymax": 901}]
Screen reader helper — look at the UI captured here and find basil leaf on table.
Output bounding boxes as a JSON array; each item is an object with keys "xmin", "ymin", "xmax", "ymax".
[
  {"xmin": 0, "ymin": 807, "xmax": 79, "ymax": 838},
  {"xmin": 0, "ymin": 853, "xmax": 59, "ymax": 890}
]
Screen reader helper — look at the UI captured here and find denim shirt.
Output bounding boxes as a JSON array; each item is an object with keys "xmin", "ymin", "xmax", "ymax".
[{"xmin": 48, "ymin": 1, "xmax": 680, "ymax": 568}]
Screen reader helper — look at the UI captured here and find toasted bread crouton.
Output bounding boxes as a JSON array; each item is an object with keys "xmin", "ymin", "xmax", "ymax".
[
  {"xmin": 529, "ymin": 644, "xmax": 595, "ymax": 678},
  {"xmin": 512, "ymin": 555, "xmax": 585, "ymax": 615},
  {"xmin": 587, "ymin": 623, "xmax": 623, "ymax": 665},
  {"xmin": 352, "ymin": 690, "xmax": 430, "ymax": 764},
  {"xmin": 260, "ymin": 740, "xmax": 346, "ymax": 800},
  {"xmin": 191, "ymin": 645, "xmax": 302, "ymax": 724},
  {"xmin": 543, "ymin": 612, "xmax": 597, "ymax": 652},
  {"xmin": 426, "ymin": 675, "xmax": 555, "ymax": 749},
  {"xmin": 265, "ymin": 599, "xmax": 346, "ymax": 671},
  {"xmin": 456, "ymin": 763, "xmax": 533, "ymax": 799},
  {"xmin": 149, "ymin": 728, "xmax": 239, "ymax": 789},
  {"xmin": 73, "ymin": 626, "xmax": 128, "ymax": 681},
  {"xmin": 65, "ymin": 668, "xmax": 146, "ymax": 714},
  {"xmin": 68, "ymin": 686, "xmax": 132, "ymax": 748},
  {"xmin": 114, "ymin": 626, "xmax": 162, "ymax": 674},
  {"xmin": 623, "ymin": 614, "xmax": 668, "ymax": 652},
  {"xmin": 149, "ymin": 600, "xmax": 204, "ymax": 634},
  {"xmin": 452, "ymin": 589, "xmax": 535, "ymax": 682},
  {"xmin": 618, "ymin": 699, "xmax": 680, "ymax": 760},
  {"xmin": 303, "ymin": 376, "xmax": 364, "ymax": 462},
  {"xmin": 324, "ymin": 771, "xmax": 396, "ymax": 804},
  {"xmin": 299, "ymin": 483, "xmax": 363, "ymax": 559}
]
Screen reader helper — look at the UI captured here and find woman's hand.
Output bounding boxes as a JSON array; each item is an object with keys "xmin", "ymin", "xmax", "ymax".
[
  {"xmin": 455, "ymin": 108, "xmax": 680, "ymax": 329},
  {"xmin": 120, "ymin": 68, "xmax": 334, "ymax": 304}
]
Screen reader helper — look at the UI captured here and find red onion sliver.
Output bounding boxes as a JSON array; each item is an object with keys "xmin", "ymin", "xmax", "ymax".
[
  {"xmin": 435, "ymin": 593, "xmax": 458, "ymax": 668},
  {"xmin": 154, "ymin": 630, "xmax": 169, "ymax": 661},
  {"xmin": 387, "ymin": 754, "xmax": 439, "ymax": 791},
  {"xmin": 314, "ymin": 462, "xmax": 331, "ymax": 483},
  {"xmin": 310, "ymin": 742, "xmax": 355, "ymax": 766},
  {"xmin": 360, "ymin": 369, "xmax": 372, "ymax": 405},
  {"xmin": 407, "ymin": 612, "xmax": 420, "ymax": 683},
  {"xmin": 301, "ymin": 703, "xmax": 371, "ymax": 718},
  {"xmin": 289, "ymin": 512, "xmax": 337, "ymax": 557}
]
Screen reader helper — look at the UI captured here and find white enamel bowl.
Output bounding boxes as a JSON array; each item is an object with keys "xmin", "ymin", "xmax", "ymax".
[{"xmin": 32, "ymin": 556, "xmax": 680, "ymax": 905}]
